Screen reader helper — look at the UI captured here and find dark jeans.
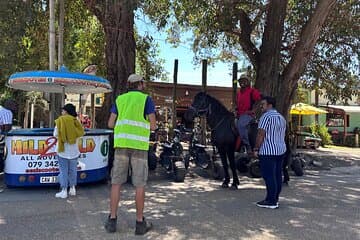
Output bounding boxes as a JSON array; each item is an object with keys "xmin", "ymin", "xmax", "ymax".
[{"xmin": 259, "ymin": 154, "xmax": 285, "ymax": 204}]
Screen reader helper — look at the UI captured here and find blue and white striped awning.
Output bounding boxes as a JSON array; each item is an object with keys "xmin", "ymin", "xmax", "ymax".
[{"xmin": 8, "ymin": 70, "xmax": 112, "ymax": 94}]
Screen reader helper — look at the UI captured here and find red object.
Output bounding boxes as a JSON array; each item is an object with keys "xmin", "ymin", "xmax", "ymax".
[
  {"xmin": 236, "ymin": 87, "xmax": 261, "ymax": 116},
  {"xmin": 80, "ymin": 114, "xmax": 92, "ymax": 128},
  {"xmin": 28, "ymin": 175, "xmax": 35, "ymax": 182},
  {"xmin": 235, "ymin": 136, "xmax": 241, "ymax": 151}
]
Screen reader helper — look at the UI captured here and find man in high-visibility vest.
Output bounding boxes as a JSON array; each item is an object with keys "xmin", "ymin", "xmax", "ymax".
[{"xmin": 105, "ymin": 74, "xmax": 156, "ymax": 235}]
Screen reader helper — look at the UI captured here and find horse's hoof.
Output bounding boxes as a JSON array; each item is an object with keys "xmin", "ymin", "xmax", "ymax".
[
  {"xmin": 230, "ymin": 184, "xmax": 238, "ymax": 190},
  {"xmin": 221, "ymin": 182, "xmax": 229, "ymax": 188}
]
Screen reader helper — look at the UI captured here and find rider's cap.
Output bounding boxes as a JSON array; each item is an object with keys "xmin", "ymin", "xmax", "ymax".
[
  {"xmin": 238, "ymin": 73, "xmax": 250, "ymax": 81},
  {"xmin": 127, "ymin": 74, "xmax": 144, "ymax": 83}
]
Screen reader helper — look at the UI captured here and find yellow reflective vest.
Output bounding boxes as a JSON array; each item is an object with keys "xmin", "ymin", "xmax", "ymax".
[{"xmin": 113, "ymin": 91, "xmax": 150, "ymax": 150}]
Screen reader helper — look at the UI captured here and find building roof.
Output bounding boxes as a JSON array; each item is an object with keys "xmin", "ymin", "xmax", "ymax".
[
  {"xmin": 147, "ymin": 81, "xmax": 235, "ymax": 110},
  {"xmin": 324, "ymin": 105, "xmax": 360, "ymax": 113}
]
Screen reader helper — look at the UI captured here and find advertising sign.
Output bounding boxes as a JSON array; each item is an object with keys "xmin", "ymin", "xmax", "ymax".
[{"xmin": 4, "ymin": 135, "xmax": 109, "ymax": 175}]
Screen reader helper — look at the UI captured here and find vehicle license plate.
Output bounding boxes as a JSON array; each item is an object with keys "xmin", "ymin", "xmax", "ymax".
[{"xmin": 40, "ymin": 176, "xmax": 58, "ymax": 183}]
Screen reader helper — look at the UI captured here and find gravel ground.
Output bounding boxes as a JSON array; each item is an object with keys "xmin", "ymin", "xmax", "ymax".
[{"xmin": 297, "ymin": 146, "xmax": 360, "ymax": 170}]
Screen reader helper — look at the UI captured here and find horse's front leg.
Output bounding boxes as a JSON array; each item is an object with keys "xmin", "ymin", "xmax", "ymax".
[
  {"xmin": 227, "ymin": 148, "xmax": 240, "ymax": 190},
  {"xmin": 218, "ymin": 148, "xmax": 230, "ymax": 188}
]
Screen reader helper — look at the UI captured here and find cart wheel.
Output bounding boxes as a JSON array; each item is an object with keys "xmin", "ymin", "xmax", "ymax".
[
  {"xmin": 173, "ymin": 161, "xmax": 186, "ymax": 182},
  {"xmin": 197, "ymin": 153, "xmax": 210, "ymax": 169},
  {"xmin": 291, "ymin": 158, "xmax": 304, "ymax": 176},
  {"xmin": 236, "ymin": 157, "xmax": 249, "ymax": 173},
  {"xmin": 249, "ymin": 160, "xmax": 262, "ymax": 178},
  {"xmin": 212, "ymin": 161, "xmax": 225, "ymax": 180}
]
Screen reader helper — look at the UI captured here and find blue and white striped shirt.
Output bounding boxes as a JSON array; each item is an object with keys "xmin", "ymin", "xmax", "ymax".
[
  {"xmin": 0, "ymin": 106, "xmax": 13, "ymax": 125},
  {"xmin": 258, "ymin": 109, "xmax": 286, "ymax": 156}
]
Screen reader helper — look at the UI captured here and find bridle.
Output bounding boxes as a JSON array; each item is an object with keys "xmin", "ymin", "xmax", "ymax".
[
  {"xmin": 188, "ymin": 94, "xmax": 210, "ymax": 117},
  {"xmin": 188, "ymin": 104, "xmax": 209, "ymax": 117},
  {"xmin": 189, "ymin": 95, "xmax": 225, "ymax": 132}
]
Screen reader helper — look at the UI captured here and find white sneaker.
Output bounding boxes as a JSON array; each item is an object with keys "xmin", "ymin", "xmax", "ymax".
[
  {"xmin": 69, "ymin": 186, "xmax": 76, "ymax": 196},
  {"xmin": 55, "ymin": 188, "xmax": 68, "ymax": 199}
]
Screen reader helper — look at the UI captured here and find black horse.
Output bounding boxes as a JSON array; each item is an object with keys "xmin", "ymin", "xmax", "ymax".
[{"xmin": 184, "ymin": 92, "xmax": 240, "ymax": 189}]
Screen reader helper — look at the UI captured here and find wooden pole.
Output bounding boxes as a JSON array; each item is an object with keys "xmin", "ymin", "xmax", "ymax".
[
  {"xmin": 58, "ymin": 0, "xmax": 64, "ymax": 69},
  {"xmin": 343, "ymin": 112, "xmax": 346, "ymax": 144},
  {"xmin": 315, "ymin": 75, "xmax": 319, "ymax": 123},
  {"xmin": 23, "ymin": 100, "xmax": 29, "ymax": 128},
  {"xmin": 30, "ymin": 103, "xmax": 34, "ymax": 129},
  {"xmin": 56, "ymin": 0, "xmax": 65, "ymax": 111},
  {"xmin": 172, "ymin": 59, "xmax": 178, "ymax": 130},
  {"xmin": 202, "ymin": 60, "xmax": 207, "ymax": 93},
  {"xmin": 201, "ymin": 59, "xmax": 207, "ymax": 144},
  {"xmin": 49, "ymin": 0, "xmax": 56, "ymax": 127},
  {"xmin": 91, "ymin": 94, "xmax": 95, "ymax": 128},
  {"xmin": 232, "ymin": 62, "xmax": 238, "ymax": 113}
]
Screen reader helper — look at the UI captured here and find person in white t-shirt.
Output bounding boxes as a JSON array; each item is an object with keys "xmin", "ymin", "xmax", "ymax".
[
  {"xmin": 0, "ymin": 99, "xmax": 17, "ymax": 133},
  {"xmin": 0, "ymin": 99, "xmax": 17, "ymax": 192}
]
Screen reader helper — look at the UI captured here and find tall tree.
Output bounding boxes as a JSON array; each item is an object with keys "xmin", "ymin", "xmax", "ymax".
[
  {"xmin": 1, "ymin": 0, "xmax": 166, "ymax": 127},
  {"xmin": 0, "ymin": 0, "xmax": 107, "ymax": 126},
  {"xmin": 142, "ymin": 0, "xmax": 358, "ymax": 117},
  {"xmin": 300, "ymin": 1, "xmax": 359, "ymax": 104},
  {"xmin": 84, "ymin": 0, "xmax": 137, "ymax": 127},
  {"xmin": 135, "ymin": 33, "xmax": 168, "ymax": 82}
]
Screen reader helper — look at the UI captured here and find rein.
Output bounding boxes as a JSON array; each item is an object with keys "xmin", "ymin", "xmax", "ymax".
[
  {"xmin": 191, "ymin": 103, "xmax": 225, "ymax": 132},
  {"xmin": 189, "ymin": 104, "xmax": 209, "ymax": 116},
  {"xmin": 210, "ymin": 116, "xmax": 226, "ymax": 132}
]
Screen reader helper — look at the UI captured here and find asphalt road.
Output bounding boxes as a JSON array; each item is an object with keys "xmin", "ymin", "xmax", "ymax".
[{"xmin": 0, "ymin": 158, "xmax": 359, "ymax": 240}]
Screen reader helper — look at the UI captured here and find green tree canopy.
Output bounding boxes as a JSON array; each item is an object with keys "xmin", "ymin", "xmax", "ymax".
[
  {"xmin": 141, "ymin": 0, "xmax": 359, "ymax": 115},
  {"xmin": 1, "ymin": 0, "xmax": 166, "ymax": 127}
]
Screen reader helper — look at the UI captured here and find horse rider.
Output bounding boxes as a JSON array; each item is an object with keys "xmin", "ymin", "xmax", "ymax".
[{"xmin": 236, "ymin": 74, "xmax": 262, "ymax": 153}]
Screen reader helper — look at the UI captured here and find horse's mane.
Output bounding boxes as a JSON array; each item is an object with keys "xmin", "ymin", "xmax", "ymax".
[{"xmin": 205, "ymin": 93, "xmax": 233, "ymax": 116}]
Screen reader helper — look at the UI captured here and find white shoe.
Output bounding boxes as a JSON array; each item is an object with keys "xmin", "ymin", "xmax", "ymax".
[
  {"xmin": 55, "ymin": 188, "xmax": 68, "ymax": 199},
  {"xmin": 69, "ymin": 186, "xmax": 76, "ymax": 196}
]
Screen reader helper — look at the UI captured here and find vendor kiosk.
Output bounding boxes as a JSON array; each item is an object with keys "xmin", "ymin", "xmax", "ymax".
[{"xmin": 4, "ymin": 128, "xmax": 112, "ymax": 187}]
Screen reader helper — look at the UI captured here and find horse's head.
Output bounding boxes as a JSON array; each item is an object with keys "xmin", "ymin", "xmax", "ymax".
[{"xmin": 184, "ymin": 92, "xmax": 209, "ymax": 122}]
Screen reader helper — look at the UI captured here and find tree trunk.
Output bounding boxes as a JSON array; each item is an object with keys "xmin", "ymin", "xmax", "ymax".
[
  {"xmin": 253, "ymin": 0, "xmax": 336, "ymax": 119},
  {"xmin": 278, "ymin": 0, "xmax": 336, "ymax": 118},
  {"xmin": 255, "ymin": 0, "xmax": 287, "ymax": 97},
  {"xmin": 84, "ymin": 0, "xmax": 136, "ymax": 128}
]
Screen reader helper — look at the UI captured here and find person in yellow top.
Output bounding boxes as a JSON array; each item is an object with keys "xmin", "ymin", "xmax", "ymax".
[
  {"xmin": 54, "ymin": 103, "xmax": 84, "ymax": 199},
  {"xmin": 106, "ymin": 74, "xmax": 156, "ymax": 235}
]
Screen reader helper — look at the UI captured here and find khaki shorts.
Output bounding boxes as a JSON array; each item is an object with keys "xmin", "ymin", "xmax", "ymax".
[{"xmin": 111, "ymin": 148, "xmax": 148, "ymax": 187}]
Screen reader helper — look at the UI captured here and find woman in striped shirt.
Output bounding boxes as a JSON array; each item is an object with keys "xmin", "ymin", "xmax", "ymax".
[{"xmin": 254, "ymin": 96, "xmax": 286, "ymax": 209}]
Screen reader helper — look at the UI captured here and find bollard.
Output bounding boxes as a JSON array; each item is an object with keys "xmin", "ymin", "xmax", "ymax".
[{"xmin": 355, "ymin": 133, "xmax": 359, "ymax": 148}]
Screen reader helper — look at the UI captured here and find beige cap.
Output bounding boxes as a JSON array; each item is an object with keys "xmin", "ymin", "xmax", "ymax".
[
  {"xmin": 127, "ymin": 74, "xmax": 144, "ymax": 83},
  {"xmin": 238, "ymin": 73, "xmax": 250, "ymax": 81}
]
